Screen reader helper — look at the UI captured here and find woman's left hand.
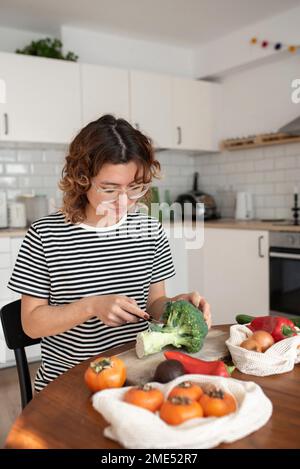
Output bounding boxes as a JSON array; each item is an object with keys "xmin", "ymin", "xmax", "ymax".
[{"xmin": 171, "ymin": 291, "xmax": 212, "ymax": 329}]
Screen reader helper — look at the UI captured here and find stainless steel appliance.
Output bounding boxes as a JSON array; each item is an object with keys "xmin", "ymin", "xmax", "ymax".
[
  {"xmin": 176, "ymin": 172, "xmax": 220, "ymax": 221},
  {"xmin": 270, "ymin": 231, "xmax": 300, "ymax": 316}
]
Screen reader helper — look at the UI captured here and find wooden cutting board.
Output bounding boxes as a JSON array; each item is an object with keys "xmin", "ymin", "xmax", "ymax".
[{"xmin": 117, "ymin": 329, "xmax": 230, "ymax": 385}]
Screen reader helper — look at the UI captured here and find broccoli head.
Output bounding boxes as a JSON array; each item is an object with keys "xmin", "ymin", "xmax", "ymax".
[{"xmin": 136, "ymin": 299, "xmax": 208, "ymax": 358}]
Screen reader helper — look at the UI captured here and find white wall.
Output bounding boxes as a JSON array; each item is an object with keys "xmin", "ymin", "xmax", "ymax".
[
  {"xmin": 194, "ymin": 5, "xmax": 300, "ymax": 79},
  {"xmin": 61, "ymin": 25, "xmax": 194, "ymax": 77},
  {"xmin": 0, "ymin": 24, "xmax": 194, "ymax": 77},
  {"xmin": 0, "ymin": 26, "xmax": 55, "ymax": 53},
  {"xmin": 218, "ymin": 53, "xmax": 300, "ymax": 140}
]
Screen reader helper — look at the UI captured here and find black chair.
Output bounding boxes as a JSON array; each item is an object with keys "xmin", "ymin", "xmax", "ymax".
[{"xmin": 0, "ymin": 299, "xmax": 41, "ymax": 409}]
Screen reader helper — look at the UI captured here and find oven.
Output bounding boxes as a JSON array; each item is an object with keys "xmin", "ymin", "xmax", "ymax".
[{"xmin": 269, "ymin": 232, "xmax": 300, "ymax": 316}]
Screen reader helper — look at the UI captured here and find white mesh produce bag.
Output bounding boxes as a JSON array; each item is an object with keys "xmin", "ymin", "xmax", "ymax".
[
  {"xmin": 92, "ymin": 373, "xmax": 272, "ymax": 449},
  {"xmin": 226, "ymin": 324, "xmax": 300, "ymax": 376}
]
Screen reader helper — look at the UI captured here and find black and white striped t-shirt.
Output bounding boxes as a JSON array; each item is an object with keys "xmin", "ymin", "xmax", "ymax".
[{"xmin": 8, "ymin": 210, "xmax": 176, "ymax": 391}]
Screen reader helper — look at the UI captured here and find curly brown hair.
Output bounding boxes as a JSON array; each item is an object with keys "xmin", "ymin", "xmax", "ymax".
[{"xmin": 59, "ymin": 114, "xmax": 161, "ymax": 223}]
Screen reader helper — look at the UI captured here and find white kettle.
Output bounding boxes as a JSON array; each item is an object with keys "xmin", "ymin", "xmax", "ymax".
[{"xmin": 235, "ymin": 192, "xmax": 254, "ymax": 220}]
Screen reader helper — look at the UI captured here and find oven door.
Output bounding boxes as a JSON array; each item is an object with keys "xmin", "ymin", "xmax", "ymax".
[{"xmin": 270, "ymin": 247, "xmax": 300, "ymax": 316}]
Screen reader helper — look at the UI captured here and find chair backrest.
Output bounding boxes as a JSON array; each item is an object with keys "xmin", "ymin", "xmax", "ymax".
[{"xmin": 0, "ymin": 299, "xmax": 41, "ymax": 408}]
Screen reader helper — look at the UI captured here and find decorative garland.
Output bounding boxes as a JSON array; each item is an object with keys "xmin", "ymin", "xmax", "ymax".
[{"xmin": 250, "ymin": 37, "xmax": 299, "ymax": 53}]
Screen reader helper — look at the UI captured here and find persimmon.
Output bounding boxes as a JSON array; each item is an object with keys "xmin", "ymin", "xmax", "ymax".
[
  {"xmin": 84, "ymin": 356, "xmax": 126, "ymax": 392},
  {"xmin": 123, "ymin": 384, "xmax": 164, "ymax": 412},
  {"xmin": 160, "ymin": 396, "xmax": 203, "ymax": 425},
  {"xmin": 199, "ymin": 386, "xmax": 237, "ymax": 417},
  {"xmin": 168, "ymin": 381, "xmax": 203, "ymax": 401}
]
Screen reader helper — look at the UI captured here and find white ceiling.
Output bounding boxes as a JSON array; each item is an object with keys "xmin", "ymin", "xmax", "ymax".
[{"xmin": 0, "ymin": 0, "xmax": 299, "ymax": 47}]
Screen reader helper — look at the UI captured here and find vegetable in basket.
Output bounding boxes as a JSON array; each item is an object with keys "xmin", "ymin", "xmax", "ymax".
[
  {"xmin": 236, "ymin": 315, "xmax": 298, "ymax": 342},
  {"xmin": 136, "ymin": 300, "xmax": 208, "ymax": 358},
  {"xmin": 240, "ymin": 331, "xmax": 274, "ymax": 353}
]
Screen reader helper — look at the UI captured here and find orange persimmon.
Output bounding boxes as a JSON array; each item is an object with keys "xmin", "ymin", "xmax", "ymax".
[
  {"xmin": 84, "ymin": 356, "xmax": 126, "ymax": 392},
  {"xmin": 168, "ymin": 381, "xmax": 203, "ymax": 401},
  {"xmin": 199, "ymin": 386, "xmax": 237, "ymax": 417},
  {"xmin": 123, "ymin": 384, "xmax": 164, "ymax": 412},
  {"xmin": 160, "ymin": 396, "xmax": 203, "ymax": 425}
]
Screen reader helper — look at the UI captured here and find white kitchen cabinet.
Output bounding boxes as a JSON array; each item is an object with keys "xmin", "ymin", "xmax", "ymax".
[
  {"xmin": 0, "ymin": 52, "xmax": 81, "ymax": 143},
  {"xmin": 202, "ymin": 228, "xmax": 269, "ymax": 325},
  {"xmin": 165, "ymin": 227, "xmax": 189, "ymax": 297},
  {"xmin": 81, "ymin": 64, "xmax": 130, "ymax": 125},
  {"xmin": 171, "ymin": 77, "xmax": 219, "ymax": 152},
  {"xmin": 129, "ymin": 70, "xmax": 173, "ymax": 148},
  {"xmin": 0, "ymin": 237, "xmax": 13, "ymax": 302},
  {"xmin": 0, "ymin": 235, "xmax": 41, "ymax": 366}
]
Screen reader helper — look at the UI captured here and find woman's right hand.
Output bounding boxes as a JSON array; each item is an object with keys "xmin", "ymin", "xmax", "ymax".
[{"xmin": 82, "ymin": 295, "xmax": 149, "ymax": 327}]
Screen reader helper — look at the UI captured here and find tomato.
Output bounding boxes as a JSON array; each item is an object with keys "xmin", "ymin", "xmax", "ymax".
[
  {"xmin": 160, "ymin": 397, "xmax": 203, "ymax": 425},
  {"xmin": 84, "ymin": 356, "xmax": 126, "ymax": 392},
  {"xmin": 168, "ymin": 381, "xmax": 203, "ymax": 401},
  {"xmin": 199, "ymin": 386, "xmax": 237, "ymax": 417},
  {"xmin": 123, "ymin": 384, "xmax": 164, "ymax": 412}
]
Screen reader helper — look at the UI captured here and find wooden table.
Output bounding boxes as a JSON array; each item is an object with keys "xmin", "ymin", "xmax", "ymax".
[{"xmin": 5, "ymin": 326, "xmax": 300, "ymax": 449}]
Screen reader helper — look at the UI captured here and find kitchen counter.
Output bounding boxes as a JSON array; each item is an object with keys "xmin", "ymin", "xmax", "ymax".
[
  {"xmin": 204, "ymin": 218, "xmax": 300, "ymax": 232},
  {"xmin": 0, "ymin": 228, "xmax": 28, "ymax": 237},
  {"xmin": 1, "ymin": 218, "xmax": 300, "ymax": 238}
]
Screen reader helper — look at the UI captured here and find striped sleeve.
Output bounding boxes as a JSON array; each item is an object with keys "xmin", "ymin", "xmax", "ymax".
[
  {"xmin": 7, "ymin": 225, "xmax": 50, "ymax": 299},
  {"xmin": 150, "ymin": 222, "xmax": 176, "ymax": 284}
]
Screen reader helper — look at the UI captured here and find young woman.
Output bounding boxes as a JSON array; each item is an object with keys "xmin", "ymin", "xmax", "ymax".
[{"xmin": 8, "ymin": 114, "xmax": 211, "ymax": 392}]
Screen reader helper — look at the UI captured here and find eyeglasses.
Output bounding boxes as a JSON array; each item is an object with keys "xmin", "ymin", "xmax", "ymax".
[{"xmin": 92, "ymin": 181, "xmax": 151, "ymax": 202}]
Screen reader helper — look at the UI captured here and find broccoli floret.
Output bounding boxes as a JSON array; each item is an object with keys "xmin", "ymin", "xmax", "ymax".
[{"xmin": 135, "ymin": 300, "xmax": 208, "ymax": 358}]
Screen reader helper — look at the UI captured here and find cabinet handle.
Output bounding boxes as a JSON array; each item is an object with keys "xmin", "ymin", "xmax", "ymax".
[
  {"xmin": 177, "ymin": 126, "xmax": 182, "ymax": 145},
  {"xmin": 4, "ymin": 113, "xmax": 8, "ymax": 135},
  {"xmin": 258, "ymin": 235, "xmax": 264, "ymax": 258},
  {"xmin": 134, "ymin": 122, "xmax": 140, "ymax": 131}
]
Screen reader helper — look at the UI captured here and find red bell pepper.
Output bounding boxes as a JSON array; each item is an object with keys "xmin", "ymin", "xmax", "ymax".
[
  {"xmin": 164, "ymin": 350, "xmax": 231, "ymax": 377},
  {"xmin": 248, "ymin": 316, "xmax": 297, "ymax": 342}
]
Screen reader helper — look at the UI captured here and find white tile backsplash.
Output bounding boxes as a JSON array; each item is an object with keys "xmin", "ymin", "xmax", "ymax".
[
  {"xmin": 0, "ymin": 176, "xmax": 18, "ymax": 188},
  {"xmin": 0, "ymin": 149, "xmax": 17, "ymax": 162},
  {"xmin": 30, "ymin": 163, "xmax": 56, "ymax": 176},
  {"xmin": 17, "ymin": 149, "xmax": 44, "ymax": 163},
  {"xmin": 5, "ymin": 163, "xmax": 29, "ymax": 174},
  {"xmin": 0, "ymin": 145, "xmax": 65, "ymax": 206},
  {"xmin": 0, "ymin": 145, "xmax": 198, "ymax": 209},
  {"xmin": 1, "ymin": 141, "xmax": 300, "ymax": 221},
  {"xmin": 194, "ymin": 142, "xmax": 300, "ymax": 219}
]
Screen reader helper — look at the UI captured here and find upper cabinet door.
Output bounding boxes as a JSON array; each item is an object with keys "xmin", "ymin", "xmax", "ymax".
[
  {"xmin": 0, "ymin": 52, "xmax": 81, "ymax": 143},
  {"xmin": 171, "ymin": 77, "xmax": 219, "ymax": 152},
  {"xmin": 130, "ymin": 70, "xmax": 172, "ymax": 148},
  {"xmin": 81, "ymin": 64, "xmax": 130, "ymax": 125}
]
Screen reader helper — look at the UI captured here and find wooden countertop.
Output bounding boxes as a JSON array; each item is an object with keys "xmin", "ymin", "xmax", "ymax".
[
  {"xmin": 5, "ymin": 325, "xmax": 300, "ymax": 449},
  {"xmin": 204, "ymin": 218, "xmax": 300, "ymax": 232},
  {"xmin": 0, "ymin": 228, "xmax": 27, "ymax": 238}
]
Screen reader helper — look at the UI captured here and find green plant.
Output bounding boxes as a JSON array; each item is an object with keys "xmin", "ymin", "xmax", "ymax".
[
  {"xmin": 16, "ymin": 37, "xmax": 78, "ymax": 62},
  {"xmin": 135, "ymin": 300, "xmax": 208, "ymax": 358}
]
